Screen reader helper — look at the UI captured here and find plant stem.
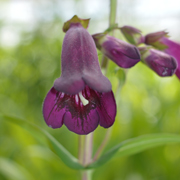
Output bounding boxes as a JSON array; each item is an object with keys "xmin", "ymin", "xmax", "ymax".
[
  {"xmin": 78, "ymin": 135, "xmax": 85, "ymax": 164},
  {"xmin": 109, "ymin": 0, "xmax": 117, "ymax": 27},
  {"xmin": 83, "ymin": 133, "xmax": 93, "ymax": 165},
  {"xmin": 79, "ymin": 133, "xmax": 93, "ymax": 180},
  {"xmin": 101, "ymin": 0, "xmax": 117, "ymax": 71},
  {"xmin": 93, "ymin": 127, "xmax": 112, "ymax": 161}
]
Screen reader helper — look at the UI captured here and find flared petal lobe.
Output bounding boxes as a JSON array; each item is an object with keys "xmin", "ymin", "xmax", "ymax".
[
  {"xmin": 54, "ymin": 23, "xmax": 111, "ymax": 95},
  {"xmin": 43, "ymin": 88, "xmax": 65, "ymax": 128},
  {"xmin": 43, "ymin": 86, "xmax": 116, "ymax": 135},
  {"xmin": 97, "ymin": 91, "xmax": 116, "ymax": 128}
]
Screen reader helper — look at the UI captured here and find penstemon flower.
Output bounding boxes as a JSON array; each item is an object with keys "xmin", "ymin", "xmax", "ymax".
[{"xmin": 43, "ymin": 16, "xmax": 116, "ymax": 135}]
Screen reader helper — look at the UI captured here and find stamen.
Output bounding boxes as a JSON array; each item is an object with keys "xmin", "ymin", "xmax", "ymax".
[
  {"xmin": 79, "ymin": 91, "xmax": 89, "ymax": 106},
  {"xmin": 75, "ymin": 94, "xmax": 79, "ymax": 104}
]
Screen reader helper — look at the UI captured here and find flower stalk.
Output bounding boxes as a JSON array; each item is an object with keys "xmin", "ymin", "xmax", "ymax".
[
  {"xmin": 101, "ymin": 0, "xmax": 117, "ymax": 71},
  {"xmin": 79, "ymin": 133, "xmax": 93, "ymax": 180}
]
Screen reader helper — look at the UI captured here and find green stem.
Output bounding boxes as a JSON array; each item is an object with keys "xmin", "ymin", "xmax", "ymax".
[
  {"xmin": 101, "ymin": 0, "xmax": 117, "ymax": 71},
  {"xmin": 78, "ymin": 135, "xmax": 85, "ymax": 164},
  {"xmin": 109, "ymin": 0, "xmax": 117, "ymax": 27},
  {"xmin": 83, "ymin": 133, "xmax": 93, "ymax": 165},
  {"xmin": 93, "ymin": 127, "xmax": 112, "ymax": 161},
  {"xmin": 79, "ymin": 133, "xmax": 93, "ymax": 180}
]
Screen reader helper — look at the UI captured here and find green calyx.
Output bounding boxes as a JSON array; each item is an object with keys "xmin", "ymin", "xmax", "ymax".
[{"xmin": 63, "ymin": 15, "xmax": 90, "ymax": 32}]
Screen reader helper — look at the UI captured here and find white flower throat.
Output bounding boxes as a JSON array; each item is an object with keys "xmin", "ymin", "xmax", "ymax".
[{"xmin": 78, "ymin": 91, "xmax": 89, "ymax": 106}]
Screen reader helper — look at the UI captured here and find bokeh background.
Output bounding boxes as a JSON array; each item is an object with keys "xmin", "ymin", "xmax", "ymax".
[{"xmin": 0, "ymin": 0, "xmax": 180, "ymax": 179}]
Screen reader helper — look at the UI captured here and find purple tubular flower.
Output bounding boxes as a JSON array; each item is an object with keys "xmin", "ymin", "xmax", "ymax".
[
  {"xmin": 43, "ymin": 18, "xmax": 116, "ymax": 135},
  {"xmin": 142, "ymin": 49, "xmax": 177, "ymax": 77},
  {"xmin": 93, "ymin": 34, "xmax": 141, "ymax": 68}
]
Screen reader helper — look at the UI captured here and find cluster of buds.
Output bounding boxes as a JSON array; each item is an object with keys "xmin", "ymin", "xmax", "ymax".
[
  {"xmin": 118, "ymin": 26, "xmax": 179, "ymax": 77},
  {"xmin": 144, "ymin": 31, "xmax": 180, "ymax": 78}
]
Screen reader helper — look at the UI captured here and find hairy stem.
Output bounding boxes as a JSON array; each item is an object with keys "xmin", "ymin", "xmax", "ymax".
[{"xmin": 79, "ymin": 133, "xmax": 93, "ymax": 180}]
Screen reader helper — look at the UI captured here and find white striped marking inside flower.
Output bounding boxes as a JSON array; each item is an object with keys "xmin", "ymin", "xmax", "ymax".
[{"xmin": 79, "ymin": 91, "xmax": 89, "ymax": 106}]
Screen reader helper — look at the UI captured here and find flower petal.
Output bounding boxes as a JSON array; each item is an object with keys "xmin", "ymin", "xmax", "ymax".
[
  {"xmin": 83, "ymin": 73, "xmax": 111, "ymax": 93},
  {"xmin": 98, "ymin": 91, "xmax": 116, "ymax": 128},
  {"xmin": 55, "ymin": 23, "xmax": 108, "ymax": 94},
  {"xmin": 54, "ymin": 75, "xmax": 85, "ymax": 95},
  {"xmin": 63, "ymin": 109, "xmax": 99, "ymax": 135},
  {"xmin": 43, "ymin": 87, "xmax": 65, "ymax": 128}
]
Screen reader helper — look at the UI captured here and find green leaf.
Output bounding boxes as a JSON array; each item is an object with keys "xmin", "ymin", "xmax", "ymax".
[
  {"xmin": 0, "ymin": 114, "xmax": 84, "ymax": 170},
  {"xmin": 0, "ymin": 157, "xmax": 33, "ymax": 180},
  {"xmin": 88, "ymin": 134, "xmax": 180, "ymax": 169}
]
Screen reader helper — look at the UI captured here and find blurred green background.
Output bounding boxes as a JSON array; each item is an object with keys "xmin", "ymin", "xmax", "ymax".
[{"xmin": 0, "ymin": 0, "xmax": 180, "ymax": 180}]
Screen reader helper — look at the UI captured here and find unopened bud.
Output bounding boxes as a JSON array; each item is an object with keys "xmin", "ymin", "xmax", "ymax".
[
  {"xmin": 120, "ymin": 26, "xmax": 144, "ymax": 45},
  {"xmin": 144, "ymin": 31, "xmax": 168, "ymax": 50},
  {"xmin": 142, "ymin": 49, "xmax": 177, "ymax": 77},
  {"xmin": 92, "ymin": 34, "xmax": 141, "ymax": 68}
]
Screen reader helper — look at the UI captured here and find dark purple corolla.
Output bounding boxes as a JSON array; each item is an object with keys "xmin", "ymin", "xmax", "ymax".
[
  {"xmin": 43, "ymin": 16, "xmax": 116, "ymax": 135},
  {"xmin": 92, "ymin": 33, "xmax": 141, "ymax": 68},
  {"xmin": 145, "ymin": 31, "xmax": 180, "ymax": 79},
  {"xmin": 140, "ymin": 48, "xmax": 177, "ymax": 77}
]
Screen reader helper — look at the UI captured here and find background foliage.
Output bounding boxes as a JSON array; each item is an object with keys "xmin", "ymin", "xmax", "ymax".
[{"xmin": 0, "ymin": 0, "xmax": 180, "ymax": 180}]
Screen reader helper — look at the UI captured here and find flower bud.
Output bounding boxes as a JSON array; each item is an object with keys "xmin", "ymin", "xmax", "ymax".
[
  {"xmin": 144, "ymin": 31, "xmax": 168, "ymax": 50},
  {"xmin": 120, "ymin": 25, "xmax": 144, "ymax": 45},
  {"xmin": 161, "ymin": 37, "xmax": 180, "ymax": 79},
  {"xmin": 92, "ymin": 33, "xmax": 141, "ymax": 68},
  {"xmin": 141, "ymin": 48, "xmax": 177, "ymax": 77}
]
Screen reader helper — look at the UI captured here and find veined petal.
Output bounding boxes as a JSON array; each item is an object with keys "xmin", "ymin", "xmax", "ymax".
[
  {"xmin": 98, "ymin": 91, "xmax": 116, "ymax": 128},
  {"xmin": 43, "ymin": 88, "xmax": 65, "ymax": 128},
  {"xmin": 63, "ymin": 110, "xmax": 99, "ymax": 135}
]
